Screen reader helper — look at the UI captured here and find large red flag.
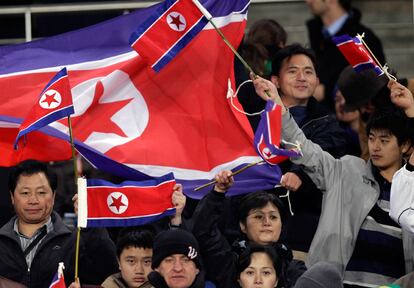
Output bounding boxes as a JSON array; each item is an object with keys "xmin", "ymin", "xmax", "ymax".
[{"xmin": 0, "ymin": 0, "xmax": 282, "ymax": 197}]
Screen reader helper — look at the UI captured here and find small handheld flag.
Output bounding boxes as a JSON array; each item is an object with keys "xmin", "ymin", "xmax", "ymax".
[
  {"xmin": 254, "ymin": 100, "xmax": 301, "ymax": 165},
  {"xmin": 14, "ymin": 67, "xmax": 74, "ymax": 149},
  {"xmin": 77, "ymin": 173, "xmax": 177, "ymax": 228},
  {"xmin": 130, "ymin": 0, "xmax": 208, "ymax": 72},
  {"xmin": 49, "ymin": 262, "xmax": 66, "ymax": 288},
  {"xmin": 332, "ymin": 34, "xmax": 384, "ymax": 75}
]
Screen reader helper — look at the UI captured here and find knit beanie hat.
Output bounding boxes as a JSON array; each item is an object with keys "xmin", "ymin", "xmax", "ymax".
[
  {"xmin": 152, "ymin": 229, "xmax": 201, "ymax": 269},
  {"xmin": 337, "ymin": 65, "xmax": 388, "ymax": 112},
  {"xmin": 294, "ymin": 262, "xmax": 343, "ymax": 288}
]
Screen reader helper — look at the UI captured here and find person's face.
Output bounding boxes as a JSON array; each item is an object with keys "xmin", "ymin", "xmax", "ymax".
[
  {"xmin": 156, "ymin": 254, "xmax": 199, "ymax": 288},
  {"xmin": 238, "ymin": 252, "xmax": 278, "ymax": 288},
  {"xmin": 368, "ymin": 129, "xmax": 407, "ymax": 172},
  {"xmin": 11, "ymin": 172, "xmax": 55, "ymax": 226},
  {"xmin": 271, "ymin": 54, "xmax": 319, "ymax": 107},
  {"xmin": 334, "ymin": 90, "xmax": 360, "ymax": 123},
  {"xmin": 240, "ymin": 202, "xmax": 282, "ymax": 245},
  {"xmin": 305, "ymin": 0, "xmax": 329, "ymax": 16},
  {"xmin": 119, "ymin": 246, "xmax": 153, "ymax": 288}
]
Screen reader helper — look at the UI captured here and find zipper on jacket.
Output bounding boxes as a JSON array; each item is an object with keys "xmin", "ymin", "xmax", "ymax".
[{"xmin": 26, "ymin": 267, "xmax": 31, "ymax": 287}]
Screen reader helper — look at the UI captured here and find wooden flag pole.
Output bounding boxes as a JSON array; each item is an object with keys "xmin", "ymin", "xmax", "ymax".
[
  {"xmin": 67, "ymin": 115, "xmax": 81, "ymax": 283},
  {"xmin": 194, "ymin": 160, "xmax": 264, "ymax": 191},
  {"xmin": 191, "ymin": 0, "xmax": 275, "ymax": 100},
  {"xmin": 356, "ymin": 33, "xmax": 396, "ymax": 81},
  {"xmin": 192, "ymin": 0, "xmax": 254, "ymax": 75}
]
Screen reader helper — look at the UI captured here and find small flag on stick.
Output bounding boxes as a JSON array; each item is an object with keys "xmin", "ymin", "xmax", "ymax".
[
  {"xmin": 49, "ymin": 262, "xmax": 66, "ymax": 288},
  {"xmin": 77, "ymin": 173, "xmax": 177, "ymax": 228},
  {"xmin": 254, "ymin": 100, "xmax": 301, "ymax": 165},
  {"xmin": 14, "ymin": 67, "xmax": 74, "ymax": 149},
  {"xmin": 332, "ymin": 34, "xmax": 384, "ymax": 76}
]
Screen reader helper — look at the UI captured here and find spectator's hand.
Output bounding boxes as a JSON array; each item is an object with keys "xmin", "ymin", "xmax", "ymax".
[
  {"xmin": 389, "ymin": 80, "xmax": 414, "ymax": 117},
  {"xmin": 68, "ymin": 280, "xmax": 81, "ymax": 288},
  {"xmin": 170, "ymin": 184, "xmax": 186, "ymax": 226},
  {"xmin": 280, "ymin": 172, "xmax": 302, "ymax": 192},
  {"xmin": 214, "ymin": 170, "xmax": 234, "ymax": 193},
  {"xmin": 72, "ymin": 193, "xmax": 78, "ymax": 215},
  {"xmin": 250, "ymin": 73, "xmax": 286, "ymax": 114}
]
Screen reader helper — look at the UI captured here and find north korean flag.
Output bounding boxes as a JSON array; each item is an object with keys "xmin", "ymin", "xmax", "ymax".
[
  {"xmin": 0, "ymin": 0, "xmax": 282, "ymax": 198},
  {"xmin": 14, "ymin": 67, "xmax": 74, "ymax": 149},
  {"xmin": 130, "ymin": 0, "xmax": 208, "ymax": 72},
  {"xmin": 332, "ymin": 34, "xmax": 384, "ymax": 75},
  {"xmin": 49, "ymin": 263, "xmax": 66, "ymax": 288},
  {"xmin": 77, "ymin": 173, "xmax": 176, "ymax": 228},
  {"xmin": 254, "ymin": 100, "xmax": 301, "ymax": 165}
]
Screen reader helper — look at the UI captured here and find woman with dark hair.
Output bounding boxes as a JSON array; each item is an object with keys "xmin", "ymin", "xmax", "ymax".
[
  {"xmin": 192, "ymin": 171, "xmax": 305, "ymax": 288},
  {"xmin": 243, "ymin": 19, "xmax": 287, "ymax": 78},
  {"xmin": 238, "ymin": 245, "xmax": 283, "ymax": 288}
]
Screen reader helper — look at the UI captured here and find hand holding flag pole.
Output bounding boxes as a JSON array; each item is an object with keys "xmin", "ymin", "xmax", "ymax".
[{"xmin": 194, "ymin": 160, "xmax": 264, "ymax": 191}]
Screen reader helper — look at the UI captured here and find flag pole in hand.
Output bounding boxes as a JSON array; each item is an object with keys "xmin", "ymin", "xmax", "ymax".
[{"xmin": 194, "ymin": 160, "xmax": 264, "ymax": 191}]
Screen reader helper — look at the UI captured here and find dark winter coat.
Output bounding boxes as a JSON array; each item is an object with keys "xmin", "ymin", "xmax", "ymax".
[
  {"xmin": 0, "ymin": 212, "xmax": 118, "ymax": 287},
  {"xmin": 306, "ymin": 8, "xmax": 386, "ymax": 110},
  {"xmin": 192, "ymin": 191, "xmax": 306, "ymax": 288}
]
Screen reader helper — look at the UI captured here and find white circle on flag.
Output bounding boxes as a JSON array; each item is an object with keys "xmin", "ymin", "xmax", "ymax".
[
  {"xmin": 167, "ymin": 12, "xmax": 187, "ymax": 32},
  {"xmin": 39, "ymin": 89, "xmax": 62, "ymax": 109},
  {"xmin": 107, "ymin": 192, "xmax": 129, "ymax": 214},
  {"xmin": 262, "ymin": 147, "xmax": 272, "ymax": 159}
]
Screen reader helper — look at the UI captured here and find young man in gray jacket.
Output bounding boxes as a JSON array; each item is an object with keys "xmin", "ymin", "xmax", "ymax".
[{"xmin": 252, "ymin": 75, "xmax": 414, "ymax": 287}]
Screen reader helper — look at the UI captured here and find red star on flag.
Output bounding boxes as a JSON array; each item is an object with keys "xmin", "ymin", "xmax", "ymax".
[
  {"xmin": 41, "ymin": 92, "xmax": 59, "ymax": 107},
  {"xmin": 70, "ymin": 81, "xmax": 133, "ymax": 140},
  {"xmin": 264, "ymin": 149, "xmax": 272, "ymax": 158},
  {"xmin": 169, "ymin": 14, "xmax": 184, "ymax": 30},
  {"xmin": 109, "ymin": 195, "xmax": 126, "ymax": 213}
]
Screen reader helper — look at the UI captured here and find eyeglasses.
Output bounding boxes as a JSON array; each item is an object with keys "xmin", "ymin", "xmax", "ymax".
[{"xmin": 247, "ymin": 211, "xmax": 280, "ymax": 223}]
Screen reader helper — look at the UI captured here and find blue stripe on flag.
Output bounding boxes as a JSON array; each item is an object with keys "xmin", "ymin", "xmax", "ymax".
[
  {"xmin": 40, "ymin": 67, "xmax": 68, "ymax": 95},
  {"xmin": 87, "ymin": 173, "xmax": 175, "ymax": 188},
  {"xmin": 129, "ymin": 0, "xmax": 177, "ymax": 46},
  {"xmin": 152, "ymin": 16, "xmax": 209, "ymax": 72},
  {"xmin": 86, "ymin": 208, "xmax": 176, "ymax": 227},
  {"xmin": 14, "ymin": 105, "xmax": 74, "ymax": 148}
]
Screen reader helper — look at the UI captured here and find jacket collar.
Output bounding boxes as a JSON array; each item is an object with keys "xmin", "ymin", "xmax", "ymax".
[{"xmin": 0, "ymin": 211, "xmax": 72, "ymax": 242}]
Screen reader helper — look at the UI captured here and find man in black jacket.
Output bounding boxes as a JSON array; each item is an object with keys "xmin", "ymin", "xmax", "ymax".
[
  {"xmin": 0, "ymin": 159, "xmax": 118, "ymax": 287},
  {"xmin": 269, "ymin": 44, "xmax": 347, "ymax": 258},
  {"xmin": 305, "ymin": 0, "xmax": 386, "ymax": 111}
]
